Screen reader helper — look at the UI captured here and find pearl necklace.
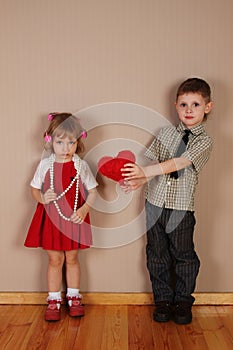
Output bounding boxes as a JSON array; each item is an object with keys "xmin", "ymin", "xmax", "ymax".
[{"xmin": 49, "ymin": 154, "xmax": 82, "ymax": 221}]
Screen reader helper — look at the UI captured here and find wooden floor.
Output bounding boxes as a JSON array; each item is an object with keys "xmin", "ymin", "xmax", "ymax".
[{"xmin": 0, "ymin": 305, "xmax": 232, "ymax": 350}]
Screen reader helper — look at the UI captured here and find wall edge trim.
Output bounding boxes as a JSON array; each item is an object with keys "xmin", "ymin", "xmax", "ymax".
[{"xmin": 0, "ymin": 292, "xmax": 232, "ymax": 305}]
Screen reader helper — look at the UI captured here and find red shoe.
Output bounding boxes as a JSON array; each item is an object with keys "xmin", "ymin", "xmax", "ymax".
[
  {"xmin": 67, "ymin": 295, "xmax": 85, "ymax": 317},
  {"xmin": 44, "ymin": 299, "xmax": 62, "ymax": 321}
]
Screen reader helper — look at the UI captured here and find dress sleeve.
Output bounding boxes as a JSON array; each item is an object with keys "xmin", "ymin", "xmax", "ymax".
[{"xmin": 80, "ymin": 160, "xmax": 98, "ymax": 190}]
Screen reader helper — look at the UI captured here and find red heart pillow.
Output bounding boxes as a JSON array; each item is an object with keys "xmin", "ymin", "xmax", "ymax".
[{"xmin": 98, "ymin": 150, "xmax": 136, "ymax": 182}]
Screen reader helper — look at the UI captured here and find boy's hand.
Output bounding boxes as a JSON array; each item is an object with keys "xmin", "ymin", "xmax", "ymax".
[
  {"xmin": 70, "ymin": 205, "xmax": 89, "ymax": 224},
  {"xmin": 121, "ymin": 163, "xmax": 146, "ymax": 179},
  {"xmin": 43, "ymin": 189, "xmax": 57, "ymax": 204},
  {"xmin": 121, "ymin": 178, "xmax": 147, "ymax": 193}
]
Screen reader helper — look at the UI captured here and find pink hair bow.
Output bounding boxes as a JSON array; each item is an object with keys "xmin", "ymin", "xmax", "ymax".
[
  {"xmin": 44, "ymin": 132, "xmax": 52, "ymax": 142},
  {"xmin": 48, "ymin": 112, "xmax": 59, "ymax": 121},
  {"xmin": 81, "ymin": 130, "xmax": 87, "ymax": 139}
]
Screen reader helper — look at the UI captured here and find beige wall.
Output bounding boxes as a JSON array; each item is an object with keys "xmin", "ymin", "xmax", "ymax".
[{"xmin": 0, "ymin": 0, "xmax": 232, "ymax": 293}]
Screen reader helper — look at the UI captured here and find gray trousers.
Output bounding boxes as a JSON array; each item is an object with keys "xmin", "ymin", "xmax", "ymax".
[{"xmin": 145, "ymin": 201, "xmax": 200, "ymax": 304}]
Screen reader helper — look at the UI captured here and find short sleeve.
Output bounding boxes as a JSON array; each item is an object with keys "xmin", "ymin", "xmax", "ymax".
[
  {"xmin": 145, "ymin": 126, "xmax": 173, "ymax": 162},
  {"xmin": 30, "ymin": 158, "xmax": 50, "ymax": 189},
  {"xmin": 182, "ymin": 135, "xmax": 213, "ymax": 173},
  {"xmin": 145, "ymin": 138, "xmax": 161, "ymax": 161},
  {"xmin": 80, "ymin": 160, "xmax": 98, "ymax": 190}
]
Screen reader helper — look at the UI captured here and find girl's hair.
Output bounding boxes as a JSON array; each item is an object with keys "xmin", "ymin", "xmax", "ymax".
[
  {"xmin": 44, "ymin": 112, "xmax": 86, "ymax": 154},
  {"xmin": 176, "ymin": 77, "xmax": 212, "ymax": 120},
  {"xmin": 176, "ymin": 77, "xmax": 212, "ymax": 103}
]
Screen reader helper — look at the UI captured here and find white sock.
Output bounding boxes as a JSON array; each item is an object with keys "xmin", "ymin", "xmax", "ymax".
[
  {"xmin": 48, "ymin": 291, "xmax": 61, "ymax": 300},
  {"xmin": 48, "ymin": 291, "xmax": 62, "ymax": 309},
  {"xmin": 67, "ymin": 288, "xmax": 80, "ymax": 306},
  {"xmin": 67, "ymin": 288, "xmax": 80, "ymax": 297}
]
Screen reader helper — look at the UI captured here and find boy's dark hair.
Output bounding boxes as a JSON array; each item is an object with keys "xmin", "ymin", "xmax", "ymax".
[{"xmin": 176, "ymin": 78, "xmax": 211, "ymax": 103}]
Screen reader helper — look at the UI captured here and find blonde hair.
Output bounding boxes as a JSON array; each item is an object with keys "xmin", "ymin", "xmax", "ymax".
[{"xmin": 44, "ymin": 113, "xmax": 86, "ymax": 154}]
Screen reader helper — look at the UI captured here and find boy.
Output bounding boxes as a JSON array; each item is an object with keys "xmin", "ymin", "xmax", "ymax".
[{"xmin": 122, "ymin": 78, "xmax": 213, "ymax": 324}]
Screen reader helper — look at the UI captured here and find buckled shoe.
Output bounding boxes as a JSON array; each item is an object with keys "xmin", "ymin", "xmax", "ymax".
[
  {"xmin": 44, "ymin": 299, "xmax": 61, "ymax": 321},
  {"xmin": 67, "ymin": 295, "xmax": 85, "ymax": 317}
]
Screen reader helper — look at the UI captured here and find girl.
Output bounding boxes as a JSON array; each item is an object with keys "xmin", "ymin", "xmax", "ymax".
[{"xmin": 25, "ymin": 112, "xmax": 98, "ymax": 321}]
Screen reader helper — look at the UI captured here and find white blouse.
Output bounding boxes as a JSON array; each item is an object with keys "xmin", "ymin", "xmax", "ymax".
[{"xmin": 30, "ymin": 157, "xmax": 98, "ymax": 191}]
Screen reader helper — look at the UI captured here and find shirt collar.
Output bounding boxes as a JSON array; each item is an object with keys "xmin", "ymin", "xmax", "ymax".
[{"xmin": 176, "ymin": 122, "xmax": 205, "ymax": 136}]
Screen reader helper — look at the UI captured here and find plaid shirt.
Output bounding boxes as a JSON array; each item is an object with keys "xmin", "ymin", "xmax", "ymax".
[{"xmin": 145, "ymin": 122, "xmax": 213, "ymax": 211}]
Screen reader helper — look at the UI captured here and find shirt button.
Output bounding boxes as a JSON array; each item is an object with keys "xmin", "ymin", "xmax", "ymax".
[{"xmin": 167, "ymin": 181, "xmax": 171, "ymax": 186}]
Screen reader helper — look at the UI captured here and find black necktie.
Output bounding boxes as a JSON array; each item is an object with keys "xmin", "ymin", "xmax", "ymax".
[{"xmin": 170, "ymin": 129, "xmax": 191, "ymax": 179}]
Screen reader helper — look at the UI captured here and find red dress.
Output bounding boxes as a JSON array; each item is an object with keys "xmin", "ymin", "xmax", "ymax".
[{"xmin": 25, "ymin": 161, "xmax": 92, "ymax": 250}]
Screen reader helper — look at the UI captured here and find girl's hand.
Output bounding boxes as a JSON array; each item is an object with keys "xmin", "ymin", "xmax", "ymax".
[
  {"xmin": 70, "ymin": 205, "xmax": 89, "ymax": 224},
  {"xmin": 43, "ymin": 188, "xmax": 57, "ymax": 204},
  {"xmin": 121, "ymin": 163, "xmax": 146, "ymax": 180}
]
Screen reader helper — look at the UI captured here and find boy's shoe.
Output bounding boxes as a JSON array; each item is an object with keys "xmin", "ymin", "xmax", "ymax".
[
  {"xmin": 153, "ymin": 301, "xmax": 172, "ymax": 322},
  {"xmin": 67, "ymin": 295, "xmax": 85, "ymax": 317},
  {"xmin": 44, "ymin": 299, "xmax": 61, "ymax": 321},
  {"xmin": 173, "ymin": 302, "xmax": 192, "ymax": 324}
]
